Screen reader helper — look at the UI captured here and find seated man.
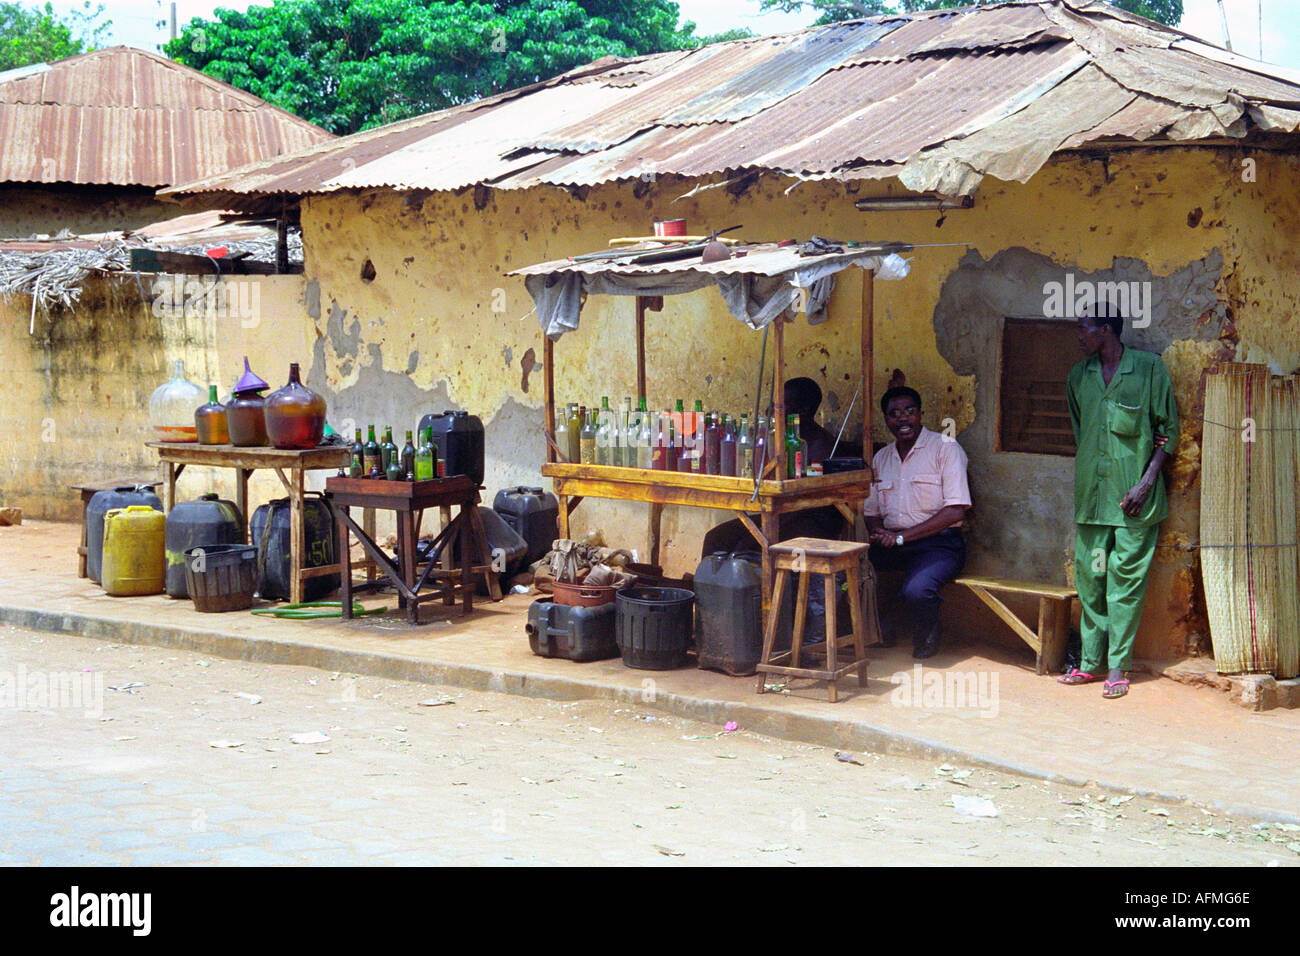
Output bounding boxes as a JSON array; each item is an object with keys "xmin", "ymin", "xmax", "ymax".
[{"xmin": 865, "ymin": 386, "xmax": 971, "ymax": 659}]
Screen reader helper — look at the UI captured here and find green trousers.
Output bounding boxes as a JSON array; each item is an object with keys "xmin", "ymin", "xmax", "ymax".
[{"xmin": 1073, "ymin": 523, "xmax": 1159, "ymax": 673}]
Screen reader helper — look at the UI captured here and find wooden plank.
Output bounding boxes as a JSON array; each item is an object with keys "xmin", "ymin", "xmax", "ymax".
[
  {"xmin": 955, "ymin": 575, "xmax": 1076, "ymax": 600},
  {"xmin": 147, "ymin": 443, "xmax": 350, "ymax": 470},
  {"xmin": 544, "ymin": 334, "xmax": 556, "ymax": 464},
  {"xmin": 551, "ymin": 474, "xmax": 869, "ymax": 514},
  {"xmin": 542, "ymin": 461, "xmax": 871, "ymax": 498},
  {"xmin": 756, "ymin": 567, "xmax": 789, "ymax": 694},
  {"xmin": 736, "ymin": 512, "xmax": 766, "ymax": 549},
  {"xmin": 966, "ymin": 585, "xmax": 1041, "ymax": 652},
  {"xmin": 635, "ymin": 296, "xmax": 647, "ymax": 403},
  {"xmin": 774, "ymin": 317, "xmax": 787, "ymax": 478},
  {"xmin": 862, "ymin": 267, "xmax": 874, "ymax": 456}
]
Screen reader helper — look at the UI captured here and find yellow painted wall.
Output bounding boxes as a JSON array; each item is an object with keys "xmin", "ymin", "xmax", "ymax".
[
  {"xmin": 0, "ymin": 273, "xmax": 317, "ymax": 520},
  {"xmin": 297, "ymin": 146, "xmax": 1300, "ymax": 660}
]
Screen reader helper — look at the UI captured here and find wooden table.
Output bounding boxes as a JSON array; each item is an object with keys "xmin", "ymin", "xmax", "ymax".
[
  {"xmin": 544, "ymin": 462, "xmax": 873, "ymax": 612},
  {"xmin": 327, "ymin": 475, "xmax": 502, "ymax": 624},
  {"xmin": 146, "ymin": 442, "xmax": 352, "ymax": 603}
]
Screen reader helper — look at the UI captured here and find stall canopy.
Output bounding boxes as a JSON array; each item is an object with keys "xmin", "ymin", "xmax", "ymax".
[{"xmin": 509, "ymin": 241, "xmax": 911, "ymax": 338}]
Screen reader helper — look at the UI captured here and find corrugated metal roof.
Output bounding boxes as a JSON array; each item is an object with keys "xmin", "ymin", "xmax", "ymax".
[
  {"xmin": 162, "ymin": 0, "xmax": 1300, "ymax": 208},
  {"xmin": 0, "ymin": 46, "xmax": 331, "ymax": 188}
]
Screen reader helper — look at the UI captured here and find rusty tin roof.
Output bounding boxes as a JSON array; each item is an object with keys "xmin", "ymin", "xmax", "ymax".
[
  {"xmin": 161, "ymin": 0, "xmax": 1300, "ymax": 209},
  {"xmin": 0, "ymin": 46, "xmax": 332, "ymax": 188}
]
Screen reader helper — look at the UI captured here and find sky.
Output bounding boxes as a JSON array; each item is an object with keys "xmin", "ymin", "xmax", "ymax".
[{"xmin": 84, "ymin": 0, "xmax": 1300, "ymax": 72}]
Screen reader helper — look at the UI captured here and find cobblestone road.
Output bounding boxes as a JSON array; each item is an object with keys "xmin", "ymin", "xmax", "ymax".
[{"xmin": 1, "ymin": 624, "xmax": 1296, "ymax": 866}]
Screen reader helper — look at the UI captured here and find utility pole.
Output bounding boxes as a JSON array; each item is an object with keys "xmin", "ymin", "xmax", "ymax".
[{"xmin": 1216, "ymin": 0, "xmax": 1233, "ymax": 51}]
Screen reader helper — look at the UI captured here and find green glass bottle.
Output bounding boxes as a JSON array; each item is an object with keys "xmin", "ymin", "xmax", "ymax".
[
  {"xmin": 385, "ymin": 450, "xmax": 404, "ymax": 481},
  {"xmin": 401, "ymin": 430, "xmax": 416, "ymax": 480},
  {"xmin": 596, "ymin": 396, "xmax": 611, "ymax": 466},
  {"xmin": 349, "ymin": 428, "xmax": 364, "ymax": 478},
  {"xmin": 786, "ymin": 414, "xmax": 803, "ymax": 478},
  {"xmin": 364, "ymin": 425, "xmax": 381, "ymax": 478},
  {"xmin": 381, "ymin": 426, "xmax": 397, "ymax": 474},
  {"xmin": 414, "ymin": 427, "xmax": 435, "ymax": 480}
]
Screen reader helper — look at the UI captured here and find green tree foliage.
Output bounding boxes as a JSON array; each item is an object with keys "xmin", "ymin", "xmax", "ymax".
[
  {"xmin": 0, "ymin": 1, "xmax": 111, "ymax": 70},
  {"xmin": 168, "ymin": 0, "xmax": 743, "ymax": 135},
  {"xmin": 761, "ymin": 0, "xmax": 1183, "ymax": 28}
]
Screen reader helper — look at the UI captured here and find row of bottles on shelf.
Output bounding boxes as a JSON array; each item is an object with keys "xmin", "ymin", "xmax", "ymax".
[
  {"xmin": 346, "ymin": 426, "xmax": 445, "ymax": 481},
  {"xmin": 555, "ymin": 398, "xmax": 812, "ymax": 478}
]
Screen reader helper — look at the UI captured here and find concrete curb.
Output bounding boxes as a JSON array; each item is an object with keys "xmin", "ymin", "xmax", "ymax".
[{"xmin": 4, "ymin": 602, "xmax": 1299, "ymax": 826}]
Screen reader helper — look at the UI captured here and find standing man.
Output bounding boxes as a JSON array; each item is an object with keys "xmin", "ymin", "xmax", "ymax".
[
  {"xmin": 865, "ymin": 386, "xmax": 971, "ymax": 659},
  {"xmin": 1059, "ymin": 310, "xmax": 1179, "ymax": 699}
]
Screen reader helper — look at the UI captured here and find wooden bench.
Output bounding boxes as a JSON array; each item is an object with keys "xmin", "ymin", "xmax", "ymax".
[{"xmin": 954, "ymin": 576, "xmax": 1076, "ymax": 676}]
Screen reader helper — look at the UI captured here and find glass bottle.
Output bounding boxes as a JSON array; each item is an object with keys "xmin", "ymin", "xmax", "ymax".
[
  {"xmin": 401, "ymin": 431, "xmax": 416, "ymax": 480},
  {"xmin": 595, "ymin": 396, "xmax": 611, "ymax": 466},
  {"xmin": 364, "ymin": 425, "xmax": 382, "ymax": 478},
  {"xmin": 385, "ymin": 447, "xmax": 404, "ymax": 481},
  {"xmin": 226, "ymin": 357, "xmax": 270, "ymax": 447},
  {"xmin": 636, "ymin": 409, "xmax": 653, "ymax": 469},
  {"xmin": 618, "ymin": 397, "xmax": 632, "ymax": 468},
  {"xmin": 150, "ymin": 358, "xmax": 206, "ymax": 442},
  {"xmin": 786, "ymin": 415, "xmax": 802, "ymax": 478},
  {"xmin": 753, "ymin": 415, "xmax": 768, "ymax": 480},
  {"xmin": 652, "ymin": 412, "xmax": 668, "ymax": 470},
  {"xmin": 567, "ymin": 404, "xmax": 583, "ymax": 465},
  {"xmin": 380, "ymin": 426, "xmax": 396, "ymax": 473},
  {"xmin": 414, "ymin": 428, "xmax": 436, "ymax": 480},
  {"xmin": 349, "ymin": 429, "xmax": 364, "ymax": 477},
  {"xmin": 703, "ymin": 411, "xmax": 722, "ymax": 475},
  {"xmin": 553, "ymin": 402, "xmax": 569, "ymax": 463},
  {"xmin": 737, "ymin": 414, "xmax": 752, "ymax": 479},
  {"xmin": 264, "ymin": 362, "xmax": 327, "ymax": 450},
  {"xmin": 195, "ymin": 385, "xmax": 229, "ymax": 445},
  {"xmin": 720, "ymin": 414, "xmax": 737, "ymax": 477},
  {"xmin": 580, "ymin": 408, "xmax": 597, "ymax": 464}
]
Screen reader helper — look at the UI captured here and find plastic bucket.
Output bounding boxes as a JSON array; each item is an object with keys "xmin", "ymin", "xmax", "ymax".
[
  {"xmin": 183, "ymin": 544, "xmax": 258, "ymax": 612},
  {"xmin": 615, "ymin": 586, "xmax": 694, "ymax": 670}
]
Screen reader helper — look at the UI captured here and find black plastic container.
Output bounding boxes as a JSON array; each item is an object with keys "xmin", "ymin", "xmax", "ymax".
[
  {"xmin": 249, "ymin": 494, "xmax": 338, "ymax": 601},
  {"xmin": 693, "ymin": 551, "xmax": 793, "ymax": 676},
  {"xmin": 165, "ymin": 494, "xmax": 243, "ymax": 599},
  {"xmin": 526, "ymin": 598, "xmax": 618, "ymax": 661},
  {"xmin": 615, "ymin": 586, "xmax": 694, "ymax": 670},
  {"xmin": 478, "ymin": 506, "xmax": 528, "ymax": 575},
  {"xmin": 183, "ymin": 543, "xmax": 258, "ymax": 612},
  {"xmin": 419, "ymin": 410, "xmax": 485, "ymax": 486},
  {"xmin": 86, "ymin": 485, "xmax": 162, "ymax": 584},
  {"xmin": 493, "ymin": 486, "xmax": 559, "ymax": 567}
]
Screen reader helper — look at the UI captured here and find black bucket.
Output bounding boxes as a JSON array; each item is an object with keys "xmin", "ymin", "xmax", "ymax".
[
  {"xmin": 615, "ymin": 586, "xmax": 694, "ymax": 670},
  {"xmin": 183, "ymin": 544, "xmax": 258, "ymax": 612}
]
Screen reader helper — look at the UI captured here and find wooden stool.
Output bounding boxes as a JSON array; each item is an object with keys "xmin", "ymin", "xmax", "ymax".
[{"xmin": 757, "ymin": 537, "xmax": 872, "ymax": 703}]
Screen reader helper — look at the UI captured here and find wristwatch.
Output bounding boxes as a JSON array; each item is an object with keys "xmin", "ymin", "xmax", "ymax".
[{"xmin": 894, "ymin": 533, "xmax": 905, "ymax": 547}]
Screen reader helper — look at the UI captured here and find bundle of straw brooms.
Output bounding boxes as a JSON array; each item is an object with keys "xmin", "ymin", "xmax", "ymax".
[{"xmin": 1200, "ymin": 364, "xmax": 1300, "ymax": 678}]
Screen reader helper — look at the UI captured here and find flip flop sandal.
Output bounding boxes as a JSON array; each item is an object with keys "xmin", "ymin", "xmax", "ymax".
[
  {"xmin": 1102, "ymin": 678, "xmax": 1130, "ymax": 699},
  {"xmin": 1057, "ymin": 667, "xmax": 1102, "ymax": 685}
]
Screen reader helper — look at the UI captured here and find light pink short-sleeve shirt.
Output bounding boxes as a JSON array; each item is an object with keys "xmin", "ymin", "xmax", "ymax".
[{"xmin": 864, "ymin": 427, "xmax": 972, "ymax": 531}]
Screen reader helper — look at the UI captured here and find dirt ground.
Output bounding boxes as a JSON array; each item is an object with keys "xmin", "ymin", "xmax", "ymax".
[{"xmin": 0, "ymin": 623, "xmax": 1296, "ymax": 866}]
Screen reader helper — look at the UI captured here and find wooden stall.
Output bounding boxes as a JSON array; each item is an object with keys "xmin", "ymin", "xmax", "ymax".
[{"xmin": 511, "ymin": 240, "xmax": 910, "ymax": 606}]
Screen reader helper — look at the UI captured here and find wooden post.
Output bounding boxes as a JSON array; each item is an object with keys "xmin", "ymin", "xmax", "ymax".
[
  {"xmin": 774, "ymin": 316, "xmax": 787, "ymax": 480},
  {"xmin": 861, "ymin": 268, "xmax": 875, "ymax": 455},
  {"xmin": 635, "ymin": 295, "xmax": 647, "ymax": 403},
  {"xmin": 543, "ymin": 334, "xmax": 556, "ymax": 464},
  {"xmin": 289, "ymin": 462, "xmax": 305, "ymax": 604}
]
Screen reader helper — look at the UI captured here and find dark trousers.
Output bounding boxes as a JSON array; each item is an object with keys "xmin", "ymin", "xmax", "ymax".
[{"xmin": 869, "ymin": 529, "xmax": 966, "ymax": 636}]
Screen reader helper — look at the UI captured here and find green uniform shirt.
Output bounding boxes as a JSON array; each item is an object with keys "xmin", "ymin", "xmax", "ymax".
[{"xmin": 1066, "ymin": 347, "xmax": 1179, "ymax": 527}]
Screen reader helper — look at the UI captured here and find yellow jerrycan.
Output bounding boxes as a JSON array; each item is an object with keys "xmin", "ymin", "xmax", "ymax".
[{"xmin": 101, "ymin": 505, "xmax": 165, "ymax": 596}]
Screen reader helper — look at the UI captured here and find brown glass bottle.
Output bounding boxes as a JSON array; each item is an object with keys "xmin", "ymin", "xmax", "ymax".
[
  {"xmin": 264, "ymin": 363, "xmax": 326, "ymax": 450},
  {"xmin": 195, "ymin": 385, "xmax": 229, "ymax": 445}
]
